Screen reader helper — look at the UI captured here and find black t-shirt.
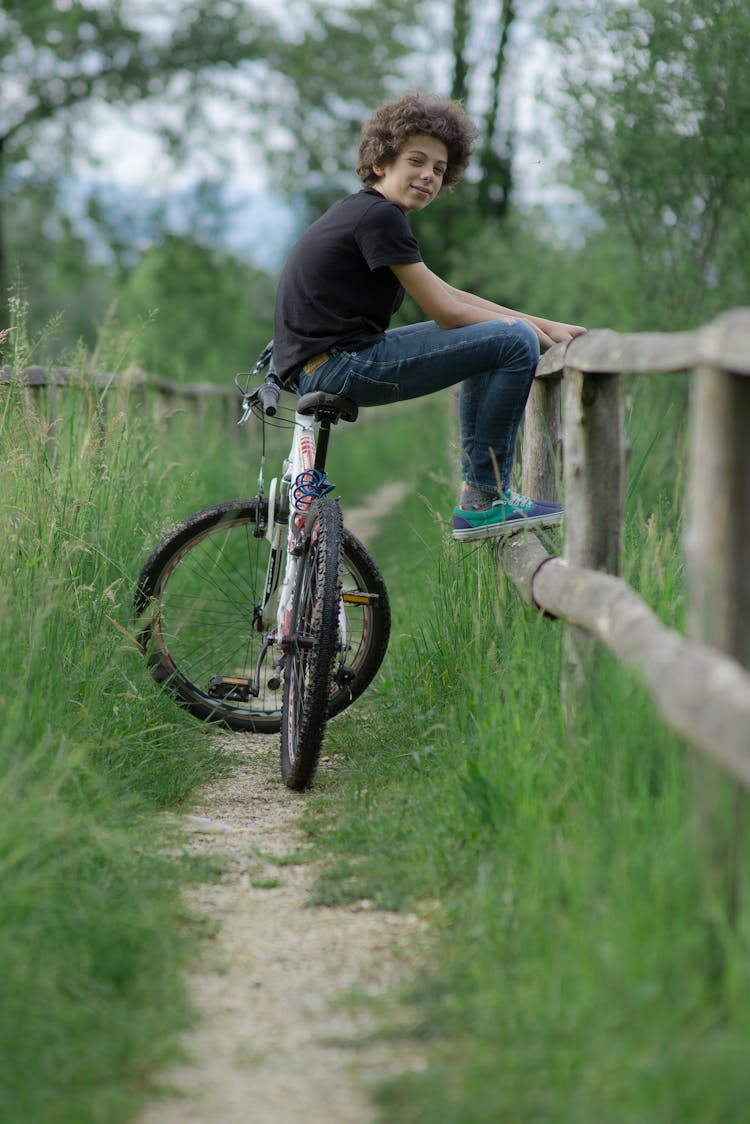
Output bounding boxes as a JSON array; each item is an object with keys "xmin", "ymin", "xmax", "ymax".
[{"xmin": 273, "ymin": 187, "xmax": 422, "ymax": 384}]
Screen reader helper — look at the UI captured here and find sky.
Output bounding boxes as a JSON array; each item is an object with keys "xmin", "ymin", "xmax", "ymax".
[
  {"xmin": 83, "ymin": 33, "xmax": 570, "ymax": 202},
  {"xmin": 70, "ymin": 6, "xmax": 577, "ymax": 269}
]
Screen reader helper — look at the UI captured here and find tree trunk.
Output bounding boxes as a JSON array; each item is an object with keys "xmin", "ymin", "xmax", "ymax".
[
  {"xmin": 477, "ymin": 0, "xmax": 515, "ymax": 217},
  {"xmin": 450, "ymin": 0, "xmax": 471, "ymax": 103}
]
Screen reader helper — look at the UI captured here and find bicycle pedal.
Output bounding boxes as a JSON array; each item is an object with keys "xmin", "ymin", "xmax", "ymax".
[
  {"xmin": 208, "ymin": 675, "xmax": 252, "ymax": 701},
  {"xmin": 342, "ymin": 591, "xmax": 378, "ymax": 605}
]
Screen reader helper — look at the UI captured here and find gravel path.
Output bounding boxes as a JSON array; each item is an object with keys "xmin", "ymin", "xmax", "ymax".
[{"xmin": 139, "ymin": 483, "xmax": 427, "ymax": 1124}]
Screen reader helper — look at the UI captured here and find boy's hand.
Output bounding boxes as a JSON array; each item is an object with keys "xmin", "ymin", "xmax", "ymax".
[
  {"xmin": 531, "ymin": 325, "xmax": 556, "ymax": 350},
  {"xmin": 535, "ymin": 318, "xmax": 587, "ymax": 345}
]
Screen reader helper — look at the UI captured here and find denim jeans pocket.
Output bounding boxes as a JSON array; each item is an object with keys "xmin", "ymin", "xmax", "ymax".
[
  {"xmin": 343, "ymin": 367, "xmax": 400, "ymax": 406},
  {"xmin": 301, "ymin": 352, "xmax": 353, "ymax": 396}
]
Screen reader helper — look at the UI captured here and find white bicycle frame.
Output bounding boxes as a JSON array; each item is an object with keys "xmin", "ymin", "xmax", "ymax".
[
  {"xmin": 238, "ymin": 370, "xmax": 351, "ymax": 698},
  {"xmin": 259, "ymin": 407, "xmax": 320, "ymax": 645}
]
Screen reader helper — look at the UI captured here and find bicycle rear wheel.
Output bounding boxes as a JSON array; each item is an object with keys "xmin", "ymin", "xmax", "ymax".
[
  {"xmin": 134, "ymin": 499, "xmax": 390, "ymax": 733},
  {"xmin": 281, "ymin": 497, "xmax": 343, "ymax": 789},
  {"xmin": 134, "ymin": 499, "xmax": 282, "ymax": 732}
]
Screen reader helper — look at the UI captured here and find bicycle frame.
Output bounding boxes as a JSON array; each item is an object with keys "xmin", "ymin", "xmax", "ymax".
[
  {"xmin": 272, "ymin": 406, "xmax": 318, "ymax": 641},
  {"xmin": 134, "ymin": 347, "xmax": 389, "ymax": 767},
  {"xmin": 242, "ymin": 403, "xmax": 333, "ymax": 698}
]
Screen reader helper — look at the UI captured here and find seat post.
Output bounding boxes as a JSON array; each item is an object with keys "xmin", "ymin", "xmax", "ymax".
[
  {"xmin": 295, "ymin": 391, "xmax": 359, "ymax": 473},
  {"xmin": 314, "ymin": 417, "xmax": 332, "ymax": 472}
]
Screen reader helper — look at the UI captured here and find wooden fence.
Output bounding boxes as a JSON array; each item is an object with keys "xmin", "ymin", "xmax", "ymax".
[
  {"xmin": 0, "ymin": 363, "xmax": 240, "ymax": 441},
  {"xmin": 506, "ymin": 307, "xmax": 750, "ymax": 916}
]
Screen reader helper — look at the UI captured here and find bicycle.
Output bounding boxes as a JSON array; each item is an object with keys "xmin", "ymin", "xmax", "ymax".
[{"xmin": 133, "ymin": 343, "xmax": 391, "ymax": 790}]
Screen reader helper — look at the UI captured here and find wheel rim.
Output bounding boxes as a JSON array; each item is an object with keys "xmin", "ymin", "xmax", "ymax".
[
  {"xmin": 138, "ymin": 508, "xmax": 388, "ymax": 729},
  {"xmin": 147, "ymin": 515, "xmax": 283, "ymax": 723}
]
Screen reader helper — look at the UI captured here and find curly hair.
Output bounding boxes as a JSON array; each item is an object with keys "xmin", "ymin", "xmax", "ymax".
[{"xmin": 356, "ymin": 92, "xmax": 478, "ymax": 193}]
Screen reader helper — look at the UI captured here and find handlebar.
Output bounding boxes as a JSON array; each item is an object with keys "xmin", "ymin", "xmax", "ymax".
[
  {"xmin": 237, "ymin": 341, "xmax": 283, "ymax": 423},
  {"xmin": 257, "ymin": 376, "xmax": 280, "ymax": 416}
]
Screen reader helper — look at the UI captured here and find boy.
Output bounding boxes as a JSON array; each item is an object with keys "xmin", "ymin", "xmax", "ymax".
[{"xmin": 273, "ymin": 92, "xmax": 585, "ymax": 540}]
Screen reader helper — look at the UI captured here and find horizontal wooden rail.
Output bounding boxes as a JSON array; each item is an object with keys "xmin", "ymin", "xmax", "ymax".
[
  {"xmin": 501, "ymin": 533, "xmax": 750, "ymax": 783},
  {"xmin": 0, "ymin": 364, "xmax": 236, "ymax": 399},
  {"xmin": 509, "ymin": 306, "xmax": 750, "ymax": 916},
  {"xmin": 0, "ymin": 363, "xmax": 244, "ymax": 458},
  {"xmin": 535, "ymin": 306, "xmax": 750, "ymax": 379}
]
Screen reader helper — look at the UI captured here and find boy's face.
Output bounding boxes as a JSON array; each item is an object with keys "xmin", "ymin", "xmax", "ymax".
[{"xmin": 372, "ymin": 133, "xmax": 448, "ymax": 214}]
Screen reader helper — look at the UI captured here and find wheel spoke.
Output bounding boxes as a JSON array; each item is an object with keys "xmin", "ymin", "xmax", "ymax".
[{"xmin": 135, "ymin": 502, "xmax": 390, "ymax": 737}]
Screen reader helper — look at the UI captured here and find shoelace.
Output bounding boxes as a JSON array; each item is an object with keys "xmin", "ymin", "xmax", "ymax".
[{"xmin": 502, "ymin": 489, "xmax": 535, "ymax": 509}]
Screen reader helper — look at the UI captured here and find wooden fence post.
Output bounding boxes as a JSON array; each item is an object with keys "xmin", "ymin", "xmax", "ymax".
[
  {"xmin": 522, "ymin": 374, "xmax": 563, "ymax": 502},
  {"xmin": 684, "ymin": 354, "xmax": 750, "ymax": 923},
  {"xmin": 562, "ymin": 366, "xmax": 625, "ymax": 720},
  {"xmin": 45, "ymin": 371, "xmax": 59, "ymax": 469}
]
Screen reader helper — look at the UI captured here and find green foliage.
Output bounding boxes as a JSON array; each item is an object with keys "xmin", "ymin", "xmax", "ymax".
[
  {"xmin": 545, "ymin": 0, "xmax": 750, "ymax": 326},
  {"xmin": 310, "ymin": 476, "xmax": 750, "ymax": 1123},
  {"xmin": 4, "ymin": 179, "xmax": 117, "ymax": 358},
  {"xmin": 5, "ymin": 187, "xmax": 277, "ymax": 378},
  {"xmin": 439, "ymin": 207, "xmax": 643, "ymax": 331},
  {"xmin": 0, "ymin": 0, "xmax": 278, "ymax": 310},
  {"xmin": 114, "ymin": 234, "xmax": 275, "ymax": 383},
  {"xmin": 1, "ymin": 0, "xmax": 276, "ymax": 161},
  {"xmin": 0, "ymin": 312, "xmax": 236, "ymax": 1122}
]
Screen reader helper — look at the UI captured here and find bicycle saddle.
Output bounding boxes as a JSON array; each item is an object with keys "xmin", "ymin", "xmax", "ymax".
[{"xmin": 295, "ymin": 391, "xmax": 359, "ymax": 424}]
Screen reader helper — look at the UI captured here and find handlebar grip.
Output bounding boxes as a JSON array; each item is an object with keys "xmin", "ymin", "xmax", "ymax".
[{"xmin": 258, "ymin": 380, "xmax": 280, "ymax": 416}]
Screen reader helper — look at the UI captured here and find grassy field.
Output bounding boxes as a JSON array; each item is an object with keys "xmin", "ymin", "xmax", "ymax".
[
  {"xmin": 0, "ymin": 331, "xmax": 248, "ymax": 1122},
  {"xmin": 4, "ymin": 321, "xmax": 747, "ymax": 1124},
  {"xmin": 308, "ymin": 380, "xmax": 750, "ymax": 1123},
  {"xmin": 0, "ymin": 321, "xmax": 452, "ymax": 1123}
]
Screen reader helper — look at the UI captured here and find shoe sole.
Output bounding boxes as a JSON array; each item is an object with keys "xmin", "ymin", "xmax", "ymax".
[{"xmin": 452, "ymin": 510, "xmax": 563, "ymax": 542}]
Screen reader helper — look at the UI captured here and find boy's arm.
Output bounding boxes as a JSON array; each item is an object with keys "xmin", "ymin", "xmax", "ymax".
[
  {"xmin": 391, "ymin": 262, "xmax": 585, "ymax": 348},
  {"xmin": 438, "ymin": 278, "xmax": 587, "ymax": 345}
]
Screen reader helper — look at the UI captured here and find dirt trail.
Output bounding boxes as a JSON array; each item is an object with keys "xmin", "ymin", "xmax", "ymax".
[{"xmin": 139, "ymin": 482, "xmax": 426, "ymax": 1124}]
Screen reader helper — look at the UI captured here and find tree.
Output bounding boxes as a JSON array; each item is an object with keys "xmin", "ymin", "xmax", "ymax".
[
  {"xmin": 4, "ymin": 177, "xmax": 117, "ymax": 354},
  {"xmin": 450, "ymin": 0, "xmax": 517, "ymax": 218},
  {"xmin": 545, "ymin": 0, "xmax": 750, "ymax": 326},
  {"xmin": 115, "ymin": 234, "xmax": 276, "ymax": 383},
  {"xmin": 0, "ymin": 1, "xmax": 277, "ymax": 313},
  {"xmin": 0, "ymin": 0, "xmax": 421, "ymax": 323}
]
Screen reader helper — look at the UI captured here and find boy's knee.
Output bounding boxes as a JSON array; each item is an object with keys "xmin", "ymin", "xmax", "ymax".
[{"xmin": 511, "ymin": 319, "xmax": 540, "ymax": 363}]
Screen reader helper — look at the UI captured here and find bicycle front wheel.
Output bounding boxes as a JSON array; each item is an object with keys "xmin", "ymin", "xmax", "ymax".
[{"xmin": 281, "ymin": 497, "xmax": 343, "ymax": 789}]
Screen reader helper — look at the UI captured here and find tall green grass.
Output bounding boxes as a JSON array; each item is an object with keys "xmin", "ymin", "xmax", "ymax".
[
  {"xmin": 0, "ymin": 317, "xmax": 456, "ymax": 1121},
  {"xmin": 307, "ymin": 395, "xmax": 750, "ymax": 1123},
  {"xmin": 3, "ymin": 307, "xmax": 740, "ymax": 1124},
  {"xmin": 0, "ymin": 319, "xmax": 244, "ymax": 1122}
]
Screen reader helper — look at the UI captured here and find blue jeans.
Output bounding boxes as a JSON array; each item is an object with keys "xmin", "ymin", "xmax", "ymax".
[{"xmin": 297, "ymin": 319, "xmax": 538, "ymax": 493}]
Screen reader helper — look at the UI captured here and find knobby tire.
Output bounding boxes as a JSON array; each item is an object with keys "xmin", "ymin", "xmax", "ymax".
[{"xmin": 280, "ymin": 497, "xmax": 343, "ymax": 789}]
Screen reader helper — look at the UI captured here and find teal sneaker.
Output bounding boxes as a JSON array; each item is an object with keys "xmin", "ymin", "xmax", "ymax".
[{"xmin": 452, "ymin": 491, "xmax": 563, "ymax": 541}]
